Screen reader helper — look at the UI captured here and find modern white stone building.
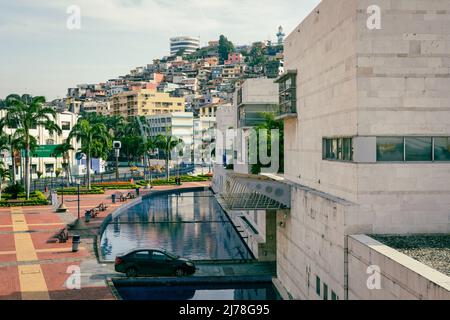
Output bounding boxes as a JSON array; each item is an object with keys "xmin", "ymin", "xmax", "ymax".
[{"xmin": 213, "ymin": 0, "xmax": 450, "ymax": 300}]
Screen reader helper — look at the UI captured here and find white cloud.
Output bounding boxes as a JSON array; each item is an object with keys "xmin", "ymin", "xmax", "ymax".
[{"xmin": 0, "ymin": 0, "xmax": 321, "ymax": 99}]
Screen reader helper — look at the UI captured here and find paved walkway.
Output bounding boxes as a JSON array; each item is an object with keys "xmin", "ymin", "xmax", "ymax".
[{"xmin": 0, "ymin": 181, "xmax": 211, "ymax": 300}]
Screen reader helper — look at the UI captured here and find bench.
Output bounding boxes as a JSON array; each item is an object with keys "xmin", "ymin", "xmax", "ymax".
[
  {"xmin": 96, "ymin": 203, "xmax": 108, "ymax": 212},
  {"xmin": 52, "ymin": 228, "xmax": 69, "ymax": 243},
  {"xmin": 126, "ymin": 192, "xmax": 136, "ymax": 200}
]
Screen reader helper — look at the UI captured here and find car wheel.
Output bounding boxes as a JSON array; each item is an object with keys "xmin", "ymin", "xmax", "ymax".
[
  {"xmin": 175, "ymin": 268, "xmax": 186, "ymax": 277},
  {"xmin": 126, "ymin": 267, "xmax": 138, "ymax": 278}
]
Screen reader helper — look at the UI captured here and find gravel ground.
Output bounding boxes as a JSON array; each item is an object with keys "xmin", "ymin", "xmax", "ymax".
[{"xmin": 371, "ymin": 235, "xmax": 450, "ymax": 277}]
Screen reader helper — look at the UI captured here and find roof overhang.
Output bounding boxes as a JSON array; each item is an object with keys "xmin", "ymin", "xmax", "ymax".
[{"xmin": 218, "ymin": 173, "xmax": 291, "ymax": 211}]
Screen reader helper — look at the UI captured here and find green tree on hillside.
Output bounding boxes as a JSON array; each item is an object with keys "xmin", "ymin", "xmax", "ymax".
[{"xmin": 218, "ymin": 35, "xmax": 234, "ymax": 63}]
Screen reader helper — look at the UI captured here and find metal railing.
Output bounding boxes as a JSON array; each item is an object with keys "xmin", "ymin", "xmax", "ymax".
[{"xmin": 29, "ymin": 164, "xmax": 195, "ymax": 192}]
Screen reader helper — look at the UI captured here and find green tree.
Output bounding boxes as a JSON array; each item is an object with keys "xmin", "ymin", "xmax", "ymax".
[
  {"xmin": 5, "ymin": 95, "xmax": 62, "ymax": 199},
  {"xmin": 53, "ymin": 141, "xmax": 74, "ymax": 183},
  {"xmin": 155, "ymin": 134, "xmax": 183, "ymax": 181},
  {"xmin": 250, "ymin": 113, "xmax": 284, "ymax": 175},
  {"xmin": 218, "ymin": 35, "xmax": 234, "ymax": 63},
  {"xmin": 144, "ymin": 136, "xmax": 159, "ymax": 183},
  {"xmin": 68, "ymin": 119, "xmax": 111, "ymax": 190}
]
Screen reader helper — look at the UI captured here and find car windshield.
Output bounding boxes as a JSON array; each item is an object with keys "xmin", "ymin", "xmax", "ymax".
[{"xmin": 163, "ymin": 251, "xmax": 178, "ymax": 259}]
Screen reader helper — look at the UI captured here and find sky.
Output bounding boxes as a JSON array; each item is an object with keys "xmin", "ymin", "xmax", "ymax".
[{"xmin": 0, "ymin": 0, "xmax": 321, "ymax": 100}]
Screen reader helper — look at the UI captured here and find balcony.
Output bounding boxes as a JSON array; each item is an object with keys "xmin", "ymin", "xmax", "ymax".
[
  {"xmin": 274, "ymin": 70, "xmax": 298, "ymax": 120},
  {"xmin": 238, "ymin": 104, "xmax": 278, "ymax": 128}
]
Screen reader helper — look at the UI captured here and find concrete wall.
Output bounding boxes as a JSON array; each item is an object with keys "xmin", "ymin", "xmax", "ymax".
[
  {"xmin": 240, "ymin": 78, "xmax": 279, "ymax": 105},
  {"xmin": 354, "ymin": 0, "xmax": 450, "ymax": 233},
  {"xmin": 283, "ymin": 0, "xmax": 360, "ymax": 202},
  {"xmin": 283, "ymin": 0, "xmax": 450, "ymax": 231},
  {"xmin": 276, "ymin": 184, "xmax": 359, "ymax": 300},
  {"xmin": 348, "ymin": 235, "xmax": 450, "ymax": 300}
]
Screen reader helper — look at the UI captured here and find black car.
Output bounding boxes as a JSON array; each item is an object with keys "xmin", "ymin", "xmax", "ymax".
[{"xmin": 114, "ymin": 248, "xmax": 196, "ymax": 277}]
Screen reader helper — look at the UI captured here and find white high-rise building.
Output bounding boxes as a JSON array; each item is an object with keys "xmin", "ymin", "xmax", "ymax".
[{"xmin": 170, "ymin": 36, "xmax": 200, "ymax": 56}]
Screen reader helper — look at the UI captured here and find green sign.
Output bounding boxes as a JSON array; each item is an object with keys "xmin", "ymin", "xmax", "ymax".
[{"xmin": 21, "ymin": 145, "xmax": 63, "ymax": 158}]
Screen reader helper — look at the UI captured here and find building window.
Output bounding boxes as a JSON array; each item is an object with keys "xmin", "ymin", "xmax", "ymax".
[
  {"xmin": 45, "ymin": 164, "xmax": 54, "ymax": 173},
  {"xmin": 331, "ymin": 291, "xmax": 339, "ymax": 300},
  {"xmin": 46, "ymin": 139, "xmax": 55, "ymax": 145},
  {"xmin": 376, "ymin": 137, "xmax": 404, "ymax": 162},
  {"xmin": 434, "ymin": 137, "xmax": 450, "ymax": 161},
  {"xmin": 405, "ymin": 137, "xmax": 432, "ymax": 161},
  {"xmin": 323, "ymin": 283, "xmax": 328, "ymax": 300},
  {"xmin": 323, "ymin": 138, "xmax": 353, "ymax": 161},
  {"xmin": 61, "ymin": 121, "xmax": 71, "ymax": 130},
  {"xmin": 316, "ymin": 276, "xmax": 320, "ymax": 296},
  {"xmin": 377, "ymin": 137, "xmax": 449, "ymax": 162},
  {"xmin": 31, "ymin": 164, "xmax": 37, "ymax": 174}
]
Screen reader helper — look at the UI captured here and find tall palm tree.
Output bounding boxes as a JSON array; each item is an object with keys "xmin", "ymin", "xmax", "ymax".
[
  {"xmin": 155, "ymin": 134, "xmax": 183, "ymax": 181},
  {"xmin": 144, "ymin": 137, "xmax": 159, "ymax": 183},
  {"xmin": 5, "ymin": 96, "xmax": 62, "ymax": 199},
  {"xmin": 53, "ymin": 141, "xmax": 75, "ymax": 183},
  {"xmin": 68, "ymin": 119, "xmax": 111, "ymax": 190},
  {"xmin": 106, "ymin": 114, "xmax": 126, "ymax": 139}
]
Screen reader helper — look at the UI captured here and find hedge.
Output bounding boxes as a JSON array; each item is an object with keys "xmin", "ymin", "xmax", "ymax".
[
  {"xmin": 56, "ymin": 187, "xmax": 104, "ymax": 195},
  {"xmin": 0, "ymin": 191, "xmax": 49, "ymax": 207},
  {"xmin": 91, "ymin": 183, "xmax": 138, "ymax": 190}
]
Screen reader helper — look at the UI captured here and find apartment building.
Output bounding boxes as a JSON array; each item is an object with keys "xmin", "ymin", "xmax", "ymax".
[
  {"xmin": 0, "ymin": 110, "xmax": 80, "ymax": 180},
  {"xmin": 146, "ymin": 112, "xmax": 194, "ymax": 144},
  {"xmin": 110, "ymin": 89, "xmax": 185, "ymax": 118},
  {"xmin": 82, "ymin": 100, "xmax": 110, "ymax": 115},
  {"xmin": 214, "ymin": 0, "xmax": 450, "ymax": 300}
]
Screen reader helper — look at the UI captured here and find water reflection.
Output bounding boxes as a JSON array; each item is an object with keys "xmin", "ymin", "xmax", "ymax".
[
  {"xmin": 100, "ymin": 190, "xmax": 252, "ymax": 261},
  {"xmin": 115, "ymin": 283, "xmax": 281, "ymax": 300}
]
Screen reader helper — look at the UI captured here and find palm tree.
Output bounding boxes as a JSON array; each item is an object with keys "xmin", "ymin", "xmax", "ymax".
[
  {"xmin": 155, "ymin": 134, "xmax": 183, "ymax": 181},
  {"xmin": 53, "ymin": 141, "xmax": 74, "ymax": 184},
  {"xmin": 144, "ymin": 137, "xmax": 159, "ymax": 184},
  {"xmin": 68, "ymin": 119, "xmax": 111, "ymax": 190},
  {"xmin": 5, "ymin": 96, "xmax": 62, "ymax": 199}
]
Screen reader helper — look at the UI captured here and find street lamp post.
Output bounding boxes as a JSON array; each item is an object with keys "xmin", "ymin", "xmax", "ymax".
[
  {"xmin": 113, "ymin": 141, "xmax": 121, "ymax": 182},
  {"xmin": 56, "ymin": 173, "xmax": 68, "ymax": 212},
  {"xmin": 69, "ymin": 178, "xmax": 86, "ymax": 230}
]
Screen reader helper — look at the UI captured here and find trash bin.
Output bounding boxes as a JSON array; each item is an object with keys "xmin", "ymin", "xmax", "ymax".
[
  {"xmin": 111, "ymin": 194, "xmax": 116, "ymax": 204},
  {"xmin": 135, "ymin": 188, "xmax": 140, "ymax": 196},
  {"xmin": 85, "ymin": 211, "xmax": 91, "ymax": 223},
  {"xmin": 72, "ymin": 235, "xmax": 81, "ymax": 252}
]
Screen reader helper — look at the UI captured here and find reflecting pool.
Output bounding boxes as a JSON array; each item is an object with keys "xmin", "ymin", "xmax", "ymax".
[
  {"xmin": 100, "ymin": 190, "xmax": 252, "ymax": 261},
  {"xmin": 114, "ymin": 282, "xmax": 281, "ymax": 300}
]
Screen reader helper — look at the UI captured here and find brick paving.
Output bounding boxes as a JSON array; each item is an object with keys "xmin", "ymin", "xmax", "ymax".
[{"xmin": 0, "ymin": 181, "xmax": 211, "ymax": 300}]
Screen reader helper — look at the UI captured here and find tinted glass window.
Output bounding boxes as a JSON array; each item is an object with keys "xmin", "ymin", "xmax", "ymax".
[
  {"xmin": 405, "ymin": 137, "xmax": 432, "ymax": 161},
  {"xmin": 377, "ymin": 137, "xmax": 404, "ymax": 161},
  {"xmin": 343, "ymin": 138, "xmax": 352, "ymax": 161},
  {"xmin": 434, "ymin": 137, "xmax": 450, "ymax": 161},
  {"xmin": 133, "ymin": 251, "xmax": 150, "ymax": 259},
  {"xmin": 152, "ymin": 251, "xmax": 167, "ymax": 261}
]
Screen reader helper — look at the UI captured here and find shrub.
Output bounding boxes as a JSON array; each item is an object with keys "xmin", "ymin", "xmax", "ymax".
[
  {"xmin": 91, "ymin": 183, "xmax": 137, "ymax": 190},
  {"xmin": 56, "ymin": 187, "xmax": 104, "ymax": 195},
  {"xmin": 4, "ymin": 183, "xmax": 25, "ymax": 199},
  {"xmin": 0, "ymin": 190, "xmax": 49, "ymax": 207}
]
